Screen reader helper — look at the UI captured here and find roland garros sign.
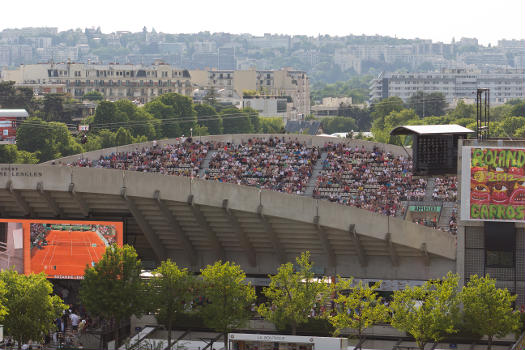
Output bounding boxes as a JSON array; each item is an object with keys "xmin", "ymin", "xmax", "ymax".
[{"xmin": 461, "ymin": 147, "xmax": 525, "ymax": 222}]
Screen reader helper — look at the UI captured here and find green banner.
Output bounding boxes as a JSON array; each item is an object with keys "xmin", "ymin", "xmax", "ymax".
[{"xmin": 409, "ymin": 205, "xmax": 441, "ymax": 213}]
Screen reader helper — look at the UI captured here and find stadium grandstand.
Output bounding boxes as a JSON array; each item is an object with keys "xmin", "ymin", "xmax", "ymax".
[{"xmin": 0, "ymin": 133, "xmax": 522, "ymax": 350}]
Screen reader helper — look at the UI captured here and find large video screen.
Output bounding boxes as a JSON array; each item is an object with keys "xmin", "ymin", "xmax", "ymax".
[
  {"xmin": 0, "ymin": 219, "xmax": 123, "ymax": 279},
  {"xmin": 460, "ymin": 147, "xmax": 525, "ymax": 222}
]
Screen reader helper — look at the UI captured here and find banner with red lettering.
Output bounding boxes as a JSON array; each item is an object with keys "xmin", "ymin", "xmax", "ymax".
[{"xmin": 461, "ymin": 147, "xmax": 525, "ymax": 222}]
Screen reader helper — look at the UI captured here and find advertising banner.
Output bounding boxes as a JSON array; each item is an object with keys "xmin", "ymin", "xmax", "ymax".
[
  {"xmin": 0, "ymin": 219, "xmax": 123, "ymax": 279},
  {"xmin": 461, "ymin": 147, "xmax": 525, "ymax": 222}
]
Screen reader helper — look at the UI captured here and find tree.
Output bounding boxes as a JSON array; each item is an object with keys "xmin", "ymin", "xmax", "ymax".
[
  {"xmin": 221, "ymin": 108, "xmax": 253, "ymax": 134},
  {"xmin": 148, "ymin": 260, "xmax": 195, "ymax": 350},
  {"xmin": 260, "ymin": 117, "xmax": 284, "ymax": 134},
  {"xmin": 390, "ymin": 272, "xmax": 461, "ymax": 350},
  {"xmin": 509, "ymin": 100, "xmax": 525, "ymax": 117},
  {"xmin": 115, "ymin": 127, "xmax": 133, "ymax": 146},
  {"xmin": 16, "ymin": 117, "xmax": 83, "ymax": 162},
  {"xmin": 321, "ymin": 116, "xmax": 357, "ymax": 134},
  {"xmin": 337, "ymin": 105, "xmax": 371, "ymax": 131},
  {"xmin": 461, "ymin": 275, "xmax": 521, "ymax": 350},
  {"xmin": 1, "ymin": 269, "xmax": 65, "ymax": 350},
  {"xmin": 370, "ymin": 96, "xmax": 405, "ymax": 121},
  {"xmin": 84, "ymin": 90, "xmax": 104, "ymax": 101},
  {"xmin": 0, "ymin": 145, "xmax": 38, "ymax": 164},
  {"xmin": 244, "ymin": 107, "xmax": 261, "ymax": 133},
  {"xmin": 200, "ymin": 261, "xmax": 255, "ymax": 350},
  {"xmin": 158, "ymin": 93, "xmax": 197, "ymax": 136},
  {"xmin": 407, "ymin": 91, "xmax": 447, "ymax": 117},
  {"xmin": 329, "ymin": 280, "xmax": 389, "ymax": 349},
  {"xmin": 93, "ymin": 101, "xmax": 128, "ymax": 126},
  {"xmin": 43, "ymin": 94, "xmax": 65, "ymax": 122},
  {"xmin": 0, "ymin": 81, "xmax": 33, "ymax": 110},
  {"xmin": 371, "ymin": 109, "xmax": 418, "ymax": 144},
  {"xmin": 195, "ymin": 103, "xmax": 222, "ymax": 135},
  {"xmin": 258, "ymin": 251, "xmax": 331, "ymax": 335},
  {"xmin": 79, "ymin": 244, "xmax": 146, "ymax": 347}
]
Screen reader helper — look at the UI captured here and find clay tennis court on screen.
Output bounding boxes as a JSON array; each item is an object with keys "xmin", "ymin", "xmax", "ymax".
[{"xmin": 0, "ymin": 219, "xmax": 123, "ymax": 279}]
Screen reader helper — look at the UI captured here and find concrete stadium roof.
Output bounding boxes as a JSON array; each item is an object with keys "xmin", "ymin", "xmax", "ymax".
[{"xmin": 0, "ymin": 162, "xmax": 456, "ymax": 280}]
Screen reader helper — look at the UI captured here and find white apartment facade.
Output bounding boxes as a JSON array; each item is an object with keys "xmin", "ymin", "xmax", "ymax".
[
  {"xmin": 190, "ymin": 68, "xmax": 310, "ymax": 119},
  {"xmin": 370, "ymin": 68, "xmax": 525, "ymax": 105},
  {"xmin": 1, "ymin": 62, "xmax": 193, "ymax": 103}
]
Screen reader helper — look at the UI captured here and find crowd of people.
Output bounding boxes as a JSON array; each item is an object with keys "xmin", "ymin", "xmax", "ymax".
[
  {"xmin": 203, "ymin": 137, "xmax": 320, "ymax": 194},
  {"xmin": 432, "ymin": 176, "xmax": 458, "ymax": 202},
  {"xmin": 68, "ymin": 138, "xmax": 213, "ymax": 177},
  {"xmin": 312, "ymin": 143, "xmax": 427, "ymax": 216},
  {"xmin": 62, "ymin": 138, "xmax": 460, "ymax": 219}
]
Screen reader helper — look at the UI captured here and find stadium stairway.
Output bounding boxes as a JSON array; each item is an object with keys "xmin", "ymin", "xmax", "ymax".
[
  {"xmin": 437, "ymin": 202, "xmax": 456, "ymax": 231},
  {"xmin": 303, "ymin": 151, "xmax": 327, "ymax": 196},
  {"xmin": 423, "ymin": 177, "xmax": 436, "ymax": 202},
  {"xmin": 198, "ymin": 151, "xmax": 217, "ymax": 177}
]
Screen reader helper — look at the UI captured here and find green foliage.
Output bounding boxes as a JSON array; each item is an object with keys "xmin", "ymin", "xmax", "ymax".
[
  {"xmin": 0, "ymin": 81, "xmax": 33, "ymax": 110},
  {"xmin": 509, "ymin": 100, "xmax": 525, "ymax": 117},
  {"xmin": 43, "ymin": 94, "xmax": 66, "ymax": 122},
  {"xmin": 407, "ymin": 91, "xmax": 448, "ymax": 117},
  {"xmin": 371, "ymin": 109, "xmax": 418, "ymax": 144},
  {"xmin": 200, "ymin": 261, "xmax": 255, "ymax": 350},
  {"xmin": 148, "ymin": 260, "xmax": 195, "ymax": 349},
  {"xmin": 370, "ymin": 96, "xmax": 405, "ymax": 121},
  {"xmin": 244, "ymin": 107, "xmax": 261, "ymax": 133},
  {"xmin": 80, "ymin": 244, "xmax": 146, "ymax": 347},
  {"xmin": 1, "ymin": 269, "xmax": 66, "ymax": 346},
  {"xmin": 93, "ymin": 101, "xmax": 128, "ymax": 126},
  {"xmin": 258, "ymin": 251, "xmax": 331, "ymax": 335},
  {"xmin": 461, "ymin": 275, "xmax": 521, "ymax": 349},
  {"xmin": 336, "ymin": 105, "xmax": 371, "ymax": 131},
  {"xmin": 195, "ymin": 103, "xmax": 222, "ymax": 135},
  {"xmin": 310, "ymin": 76, "xmax": 372, "ymax": 104},
  {"xmin": 115, "ymin": 127, "xmax": 134, "ymax": 146},
  {"xmin": 157, "ymin": 93, "xmax": 197, "ymax": 136},
  {"xmin": 390, "ymin": 272, "xmax": 461, "ymax": 350},
  {"xmin": 83, "ymin": 90, "xmax": 104, "ymax": 101},
  {"xmin": 16, "ymin": 117, "xmax": 83, "ymax": 162},
  {"xmin": 321, "ymin": 116, "xmax": 357, "ymax": 134},
  {"xmin": 260, "ymin": 117, "xmax": 284, "ymax": 134},
  {"xmin": 221, "ymin": 107, "xmax": 254, "ymax": 134},
  {"xmin": 0, "ymin": 144, "xmax": 38, "ymax": 164},
  {"xmin": 329, "ymin": 279, "xmax": 389, "ymax": 346}
]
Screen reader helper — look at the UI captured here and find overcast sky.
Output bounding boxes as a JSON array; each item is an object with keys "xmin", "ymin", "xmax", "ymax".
[{"xmin": 2, "ymin": 0, "xmax": 523, "ymax": 45}]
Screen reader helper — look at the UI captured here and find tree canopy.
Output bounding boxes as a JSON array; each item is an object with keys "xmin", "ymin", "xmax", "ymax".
[
  {"xmin": 79, "ymin": 244, "xmax": 146, "ymax": 347},
  {"xmin": 200, "ymin": 261, "xmax": 256, "ymax": 350},
  {"xmin": 1, "ymin": 269, "xmax": 65, "ymax": 349},
  {"xmin": 461, "ymin": 275, "xmax": 521, "ymax": 350},
  {"xmin": 390, "ymin": 272, "xmax": 461, "ymax": 350},
  {"xmin": 148, "ymin": 260, "xmax": 195, "ymax": 349},
  {"xmin": 329, "ymin": 279, "xmax": 389, "ymax": 349},
  {"xmin": 258, "ymin": 251, "xmax": 331, "ymax": 335}
]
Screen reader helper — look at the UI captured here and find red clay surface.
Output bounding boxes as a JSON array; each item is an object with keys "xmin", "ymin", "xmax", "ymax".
[{"xmin": 31, "ymin": 230, "xmax": 107, "ymax": 279}]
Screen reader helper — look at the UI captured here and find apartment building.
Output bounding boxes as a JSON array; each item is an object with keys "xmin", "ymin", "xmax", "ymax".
[
  {"xmin": 1, "ymin": 62, "xmax": 192, "ymax": 103},
  {"xmin": 370, "ymin": 68, "xmax": 525, "ymax": 105},
  {"xmin": 190, "ymin": 68, "xmax": 310, "ymax": 118}
]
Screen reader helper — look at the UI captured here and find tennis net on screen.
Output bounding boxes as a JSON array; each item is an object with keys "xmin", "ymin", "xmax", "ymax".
[{"xmin": 47, "ymin": 241, "xmax": 98, "ymax": 247}]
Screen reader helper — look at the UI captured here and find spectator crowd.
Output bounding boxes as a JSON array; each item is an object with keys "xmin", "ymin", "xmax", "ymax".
[
  {"xmin": 203, "ymin": 137, "xmax": 319, "ymax": 195},
  {"xmin": 62, "ymin": 138, "xmax": 459, "ymax": 220},
  {"xmin": 313, "ymin": 143, "xmax": 427, "ymax": 216}
]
